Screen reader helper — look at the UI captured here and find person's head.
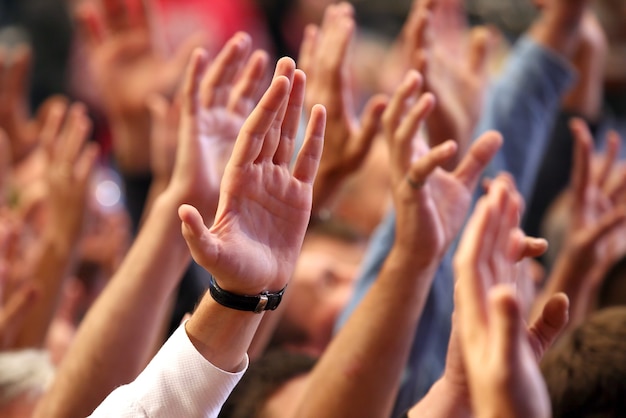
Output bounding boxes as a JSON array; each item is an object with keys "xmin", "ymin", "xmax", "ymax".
[
  {"xmin": 269, "ymin": 218, "xmax": 365, "ymax": 356},
  {"xmin": 0, "ymin": 350, "xmax": 55, "ymax": 418},
  {"xmin": 219, "ymin": 350, "xmax": 315, "ymax": 418},
  {"xmin": 541, "ymin": 307, "xmax": 626, "ymax": 418}
]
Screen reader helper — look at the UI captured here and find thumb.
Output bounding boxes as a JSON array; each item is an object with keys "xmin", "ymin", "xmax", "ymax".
[
  {"xmin": 528, "ymin": 293, "xmax": 569, "ymax": 360},
  {"xmin": 178, "ymin": 204, "xmax": 216, "ymax": 267}
]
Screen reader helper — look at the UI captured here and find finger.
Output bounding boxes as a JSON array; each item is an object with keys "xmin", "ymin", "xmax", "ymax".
[
  {"xmin": 292, "ymin": 104, "xmax": 326, "ymax": 185},
  {"xmin": 491, "ymin": 178, "xmax": 515, "ymax": 281},
  {"xmin": 467, "ymin": 26, "xmax": 491, "ymax": 76},
  {"xmin": 200, "ymin": 32, "xmax": 252, "ymax": 108},
  {"xmin": 347, "ymin": 94, "xmax": 387, "ymax": 168},
  {"xmin": 179, "ymin": 204, "xmax": 217, "ymax": 267},
  {"xmin": 273, "ymin": 69, "xmax": 306, "ymax": 166},
  {"xmin": 229, "ymin": 75, "xmax": 291, "ymax": 166},
  {"xmin": 512, "ymin": 235, "xmax": 549, "ymax": 261},
  {"xmin": 453, "ymin": 130, "xmax": 503, "ymax": 190},
  {"xmin": 569, "ymin": 118, "xmax": 593, "ymax": 205},
  {"xmin": 455, "ymin": 197, "xmax": 493, "ymax": 339},
  {"xmin": 578, "ymin": 206, "xmax": 626, "ymax": 250},
  {"xmin": 102, "ymin": 0, "xmax": 131, "ymax": 33},
  {"xmin": 58, "ymin": 103, "xmax": 91, "ymax": 163},
  {"xmin": 528, "ymin": 292, "xmax": 569, "ymax": 360},
  {"xmin": 607, "ymin": 166, "xmax": 626, "ymax": 204},
  {"xmin": 181, "ymin": 48, "xmax": 209, "ymax": 117},
  {"xmin": 40, "ymin": 101, "xmax": 69, "ymax": 158},
  {"xmin": 490, "ymin": 285, "xmax": 525, "ymax": 363},
  {"xmin": 255, "ymin": 57, "xmax": 296, "ymax": 162},
  {"xmin": 228, "ymin": 50, "xmax": 269, "ymax": 117},
  {"xmin": 395, "ymin": 92, "xmax": 436, "ymax": 158},
  {"xmin": 76, "ymin": 5, "xmax": 105, "ymax": 48},
  {"xmin": 5, "ymin": 46, "xmax": 31, "ymax": 107},
  {"xmin": 410, "ymin": 6, "xmax": 433, "ymax": 73},
  {"xmin": 316, "ymin": 6, "xmax": 355, "ymax": 113},
  {"xmin": 75, "ymin": 142, "xmax": 100, "ymax": 181},
  {"xmin": 382, "ymin": 70, "xmax": 423, "ymax": 146},
  {"xmin": 406, "ymin": 140, "xmax": 457, "ymax": 191},
  {"xmin": 597, "ymin": 130, "xmax": 621, "ymax": 190},
  {"xmin": 298, "ymin": 24, "xmax": 319, "ymax": 75}
]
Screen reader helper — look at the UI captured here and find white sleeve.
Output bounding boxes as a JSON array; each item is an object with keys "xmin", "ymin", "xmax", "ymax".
[{"xmin": 89, "ymin": 323, "xmax": 248, "ymax": 418}]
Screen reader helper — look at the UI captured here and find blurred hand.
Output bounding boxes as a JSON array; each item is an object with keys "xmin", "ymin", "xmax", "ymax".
[
  {"xmin": 0, "ymin": 45, "xmax": 67, "ymax": 163},
  {"xmin": 178, "ymin": 51, "xmax": 326, "ymax": 295},
  {"xmin": 381, "ymin": 0, "xmax": 492, "ymax": 168},
  {"xmin": 537, "ymin": 121, "xmax": 626, "ymax": 325},
  {"xmin": 40, "ymin": 102, "xmax": 100, "ymax": 247},
  {"xmin": 76, "ymin": 0, "xmax": 205, "ymax": 173},
  {"xmin": 166, "ymin": 33, "xmax": 269, "ymax": 220},
  {"xmin": 298, "ymin": 3, "xmax": 387, "ymax": 212},
  {"xmin": 383, "ymin": 70, "xmax": 501, "ymax": 266}
]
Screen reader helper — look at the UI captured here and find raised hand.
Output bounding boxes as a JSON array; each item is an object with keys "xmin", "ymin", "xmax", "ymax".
[
  {"xmin": 382, "ymin": 69, "xmax": 501, "ymax": 266},
  {"xmin": 0, "ymin": 46, "xmax": 66, "ymax": 163},
  {"xmin": 298, "ymin": 3, "xmax": 387, "ymax": 212},
  {"xmin": 178, "ymin": 52, "xmax": 326, "ymax": 296},
  {"xmin": 536, "ymin": 120, "xmax": 626, "ymax": 326},
  {"xmin": 76, "ymin": 0, "xmax": 204, "ymax": 173},
  {"xmin": 166, "ymin": 33, "xmax": 269, "ymax": 221},
  {"xmin": 382, "ymin": 0, "xmax": 492, "ymax": 168},
  {"xmin": 452, "ymin": 175, "xmax": 568, "ymax": 418},
  {"xmin": 13, "ymin": 100, "xmax": 99, "ymax": 348}
]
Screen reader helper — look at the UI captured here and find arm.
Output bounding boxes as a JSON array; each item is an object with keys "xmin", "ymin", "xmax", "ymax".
[
  {"xmin": 409, "ymin": 175, "xmax": 569, "ymax": 418},
  {"xmin": 294, "ymin": 71, "xmax": 501, "ymax": 418},
  {"xmin": 34, "ymin": 33, "xmax": 268, "ymax": 418},
  {"xmin": 533, "ymin": 121, "xmax": 626, "ymax": 327},
  {"xmin": 90, "ymin": 52, "xmax": 326, "ymax": 418},
  {"xmin": 14, "ymin": 102, "xmax": 98, "ymax": 348},
  {"xmin": 476, "ymin": 0, "xmax": 589, "ymax": 198}
]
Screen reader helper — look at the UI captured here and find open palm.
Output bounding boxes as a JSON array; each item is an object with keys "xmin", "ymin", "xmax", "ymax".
[{"xmin": 179, "ymin": 53, "xmax": 326, "ymax": 295}]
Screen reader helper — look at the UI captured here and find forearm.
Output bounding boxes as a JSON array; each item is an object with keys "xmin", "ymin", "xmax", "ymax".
[
  {"xmin": 476, "ymin": 36, "xmax": 574, "ymax": 199},
  {"xmin": 14, "ymin": 230, "xmax": 78, "ymax": 348},
  {"xmin": 36, "ymin": 190, "xmax": 192, "ymax": 418},
  {"xmin": 295, "ymin": 245, "xmax": 440, "ymax": 418}
]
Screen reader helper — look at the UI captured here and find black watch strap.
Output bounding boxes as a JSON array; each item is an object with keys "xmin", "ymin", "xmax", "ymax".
[{"xmin": 208, "ymin": 275, "xmax": 286, "ymax": 313}]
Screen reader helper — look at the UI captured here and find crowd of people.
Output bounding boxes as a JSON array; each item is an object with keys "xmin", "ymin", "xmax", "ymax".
[{"xmin": 0, "ymin": 0, "xmax": 625, "ymax": 417}]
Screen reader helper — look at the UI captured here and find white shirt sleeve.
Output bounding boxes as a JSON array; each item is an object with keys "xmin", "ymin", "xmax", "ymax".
[{"xmin": 89, "ymin": 323, "xmax": 248, "ymax": 418}]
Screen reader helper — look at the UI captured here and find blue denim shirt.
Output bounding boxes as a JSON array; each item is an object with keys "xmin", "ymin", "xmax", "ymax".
[{"xmin": 334, "ymin": 36, "xmax": 574, "ymax": 416}]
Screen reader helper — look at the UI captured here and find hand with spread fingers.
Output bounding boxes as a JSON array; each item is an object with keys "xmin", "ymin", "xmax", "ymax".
[
  {"xmin": 178, "ymin": 51, "xmax": 326, "ymax": 296},
  {"xmin": 0, "ymin": 45, "xmax": 68, "ymax": 163},
  {"xmin": 298, "ymin": 2, "xmax": 387, "ymax": 212},
  {"xmin": 13, "ymin": 100, "xmax": 99, "ymax": 348},
  {"xmin": 381, "ymin": 0, "xmax": 492, "ymax": 167},
  {"xmin": 76, "ymin": 0, "xmax": 205, "ymax": 173},
  {"xmin": 536, "ymin": 120, "xmax": 626, "ymax": 326},
  {"xmin": 382, "ymin": 69, "xmax": 501, "ymax": 267},
  {"xmin": 165, "ymin": 33, "xmax": 270, "ymax": 222}
]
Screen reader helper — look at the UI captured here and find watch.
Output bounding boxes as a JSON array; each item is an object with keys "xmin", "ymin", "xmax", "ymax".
[{"xmin": 208, "ymin": 275, "xmax": 286, "ymax": 313}]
